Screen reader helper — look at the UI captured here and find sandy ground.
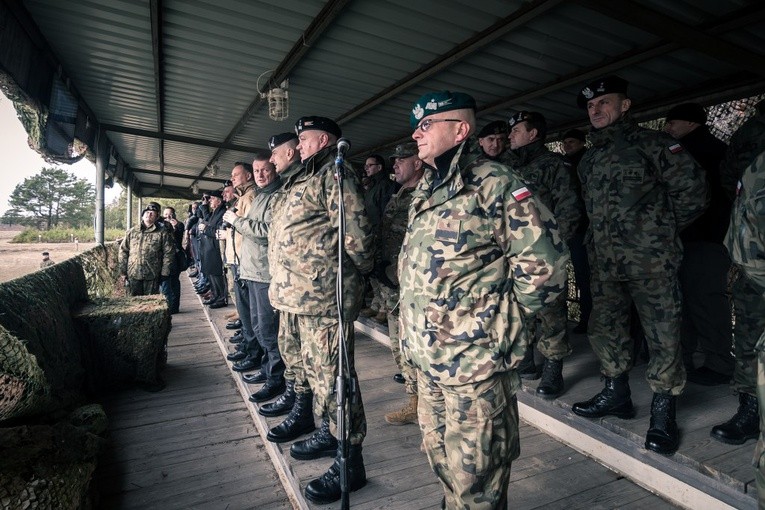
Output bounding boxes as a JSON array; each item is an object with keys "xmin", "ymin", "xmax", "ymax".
[{"xmin": 0, "ymin": 230, "xmax": 99, "ymax": 283}]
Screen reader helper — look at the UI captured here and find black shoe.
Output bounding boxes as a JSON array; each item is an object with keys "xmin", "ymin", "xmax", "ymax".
[
  {"xmin": 304, "ymin": 446, "xmax": 367, "ymax": 504},
  {"xmin": 202, "ymin": 298, "xmax": 215, "ymax": 305},
  {"xmin": 226, "ymin": 319, "xmax": 242, "ymax": 330},
  {"xmin": 229, "ymin": 333, "xmax": 243, "ymax": 344},
  {"xmin": 249, "ymin": 380, "xmax": 286, "ymax": 403},
  {"xmin": 710, "ymin": 393, "xmax": 759, "ymax": 445},
  {"xmin": 291, "ymin": 418, "xmax": 338, "ymax": 460},
  {"xmin": 687, "ymin": 367, "xmax": 731, "ymax": 386},
  {"xmin": 572, "ymin": 373, "xmax": 635, "ymax": 419},
  {"xmin": 243, "ymin": 372, "xmax": 267, "ymax": 384},
  {"xmin": 232, "ymin": 357, "xmax": 261, "ymax": 372},
  {"xmin": 517, "ymin": 344, "xmax": 541, "ymax": 380},
  {"xmin": 260, "ymin": 381, "xmax": 296, "ymax": 417},
  {"xmin": 645, "ymin": 393, "xmax": 679, "ymax": 455},
  {"xmin": 209, "ymin": 300, "xmax": 227, "ymax": 309},
  {"xmin": 393, "ymin": 373, "xmax": 405, "ymax": 384},
  {"xmin": 195, "ymin": 285, "xmax": 211, "ymax": 294},
  {"xmin": 536, "ymin": 358, "xmax": 564, "ymax": 399},
  {"xmin": 267, "ymin": 392, "xmax": 315, "ymax": 443},
  {"xmin": 226, "ymin": 350, "xmax": 247, "ymax": 361}
]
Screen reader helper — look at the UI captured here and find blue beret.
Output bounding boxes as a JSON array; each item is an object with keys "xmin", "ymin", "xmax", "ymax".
[
  {"xmin": 410, "ymin": 91, "xmax": 476, "ymax": 128},
  {"xmin": 294, "ymin": 116, "xmax": 342, "ymax": 138}
]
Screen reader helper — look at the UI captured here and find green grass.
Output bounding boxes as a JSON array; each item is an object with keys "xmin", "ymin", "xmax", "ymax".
[{"xmin": 12, "ymin": 228, "xmax": 124, "ymax": 243}]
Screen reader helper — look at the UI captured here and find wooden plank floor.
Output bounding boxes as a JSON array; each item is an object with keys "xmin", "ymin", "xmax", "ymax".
[{"xmin": 94, "ymin": 278, "xmax": 682, "ymax": 509}]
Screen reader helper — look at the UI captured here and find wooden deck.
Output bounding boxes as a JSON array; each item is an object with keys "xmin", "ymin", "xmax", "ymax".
[{"xmin": 93, "ymin": 278, "xmax": 750, "ymax": 509}]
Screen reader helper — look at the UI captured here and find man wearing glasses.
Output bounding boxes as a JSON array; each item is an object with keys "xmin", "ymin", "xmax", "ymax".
[{"xmin": 398, "ymin": 91, "xmax": 568, "ymax": 509}]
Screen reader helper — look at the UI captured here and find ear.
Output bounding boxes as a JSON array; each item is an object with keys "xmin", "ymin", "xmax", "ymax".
[
  {"xmin": 455, "ymin": 121, "xmax": 471, "ymax": 144},
  {"xmin": 621, "ymin": 98, "xmax": 632, "ymax": 113},
  {"xmin": 413, "ymin": 159, "xmax": 423, "ymax": 171},
  {"xmin": 529, "ymin": 128, "xmax": 539, "ymax": 141}
]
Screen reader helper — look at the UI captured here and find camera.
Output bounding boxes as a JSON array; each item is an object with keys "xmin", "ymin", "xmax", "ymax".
[{"xmin": 221, "ymin": 207, "xmax": 238, "ymax": 229}]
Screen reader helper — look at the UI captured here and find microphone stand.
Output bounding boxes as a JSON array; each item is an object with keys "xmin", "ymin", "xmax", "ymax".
[{"xmin": 334, "ymin": 144, "xmax": 352, "ymax": 510}]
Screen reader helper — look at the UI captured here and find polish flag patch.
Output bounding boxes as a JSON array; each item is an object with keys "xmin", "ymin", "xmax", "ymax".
[
  {"xmin": 512, "ymin": 186, "xmax": 532, "ymax": 201},
  {"xmin": 668, "ymin": 143, "xmax": 684, "ymax": 154}
]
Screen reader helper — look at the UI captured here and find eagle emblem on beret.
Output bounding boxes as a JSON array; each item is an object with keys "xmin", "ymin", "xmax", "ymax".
[
  {"xmin": 412, "ymin": 104, "xmax": 425, "ymax": 120},
  {"xmin": 582, "ymin": 87, "xmax": 594, "ymax": 99}
]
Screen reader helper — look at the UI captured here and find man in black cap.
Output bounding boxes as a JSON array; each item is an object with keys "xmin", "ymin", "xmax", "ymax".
[
  {"xmin": 477, "ymin": 119, "xmax": 508, "ymax": 160},
  {"xmin": 504, "ymin": 111, "xmax": 582, "ymax": 399},
  {"xmin": 571, "ymin": 76, "xmax": 708, "ymax": 455},
  {"xmin": 119, "ymin": 203, "xmax": 174, "ymax": 296},
  {"xmin": 197, "ymin": 189, "xmax": 228, "ymax": 308},
  {"xmin": 40, "ymin": 251, "xmax": 54, "ymax": 269},
  {"xmin": 561, "ymin": 128, "xmax": 587, "ymax": 169},
  {"xmin": 267, "ymin": 117, "xmax": 374, "ymax": 504},
  {"xmin": 663, "ymin": 103, "xmax": 734, "ymax": 387}
]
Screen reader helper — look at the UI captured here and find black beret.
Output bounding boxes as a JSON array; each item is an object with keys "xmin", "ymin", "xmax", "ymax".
[
  {"xmin": 508, "ymin": 111, "xmax": 532, "ymax": 128},
  {"xmin": 410, "ymin": 91, "xmax": 476, "ymax": 128},
  {"xmin": 269, "ymin": 132, "xmax": 298, "ymax": 150},
  {"xmin": 145, "ymin": 202, "xmax": 161, "ymax": 213},
  {"xmin": 666, "ymin": 103, "xmax": 707, "ymax": 125},
  {"xmin": 42, "ymin": 251, "xmax": 49, "ymax": 256},
  {"xmin": 562, "ymin": 129, "xmax": 587, "ymax": 142},
  {"xmin": 477, "ymin": 120, "xmax": 508, "ymax": 138},
  {"xmin": 208, "ymin": 189, "xmax": 223, "ymax": 199},
  {"xmin": 294, "ymin": 116, "xmax": 342, "ymax": 138},
  {"xmin": 577, "ymin": 76, "xmax": 629, "ymax": 108}
]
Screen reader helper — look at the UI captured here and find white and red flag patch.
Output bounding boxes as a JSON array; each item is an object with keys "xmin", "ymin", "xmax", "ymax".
[
  {"xmin": 512, "ymin": 186, "xmax": 532, "ymax": 201},
  {"xmin": 668, "ymin": 143, "xmax": 684, "ymax": 154}
]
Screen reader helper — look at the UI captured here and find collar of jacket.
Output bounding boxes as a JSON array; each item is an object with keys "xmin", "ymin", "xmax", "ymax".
[
  {"xmin": 303, "ymin": 145, "xmax": 335, "ymax": 177},
  {"xmin": 588, "ymin": 114, "xmax": 637, "ymax": 147},
  {"xmin": 257, "ymin": 176, "xmax": 282, "ymax": 194},
  {"xmin": 414, "ymin": 139, "xmax": 481, "ymax": 211},
  {"xmin": 236, "ymin": 181, "xmax": 256, "ymax": 197},
  {"xmin": 506, "ymin": 139, "xmax": 547, "ymax": 167},
  {"xmin": 281, "ymin": 160, "xmax": 304, "ymax": 187}
]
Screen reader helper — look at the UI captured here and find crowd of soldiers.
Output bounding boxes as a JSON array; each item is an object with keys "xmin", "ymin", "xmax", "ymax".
[{"xmin": 114, "ymin": 74, "xmax": 765, "ymax": 508}]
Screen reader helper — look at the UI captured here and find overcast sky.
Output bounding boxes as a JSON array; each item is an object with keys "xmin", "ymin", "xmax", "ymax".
[{"xmin": 0, "ymin": 94, "xmax": 122, "ymax": 216}]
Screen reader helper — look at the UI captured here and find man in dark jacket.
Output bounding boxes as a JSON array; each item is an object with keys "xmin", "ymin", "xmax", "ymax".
[{"xmin": 198, "ymin": 190, "xmax": 227, "ymax": 308}]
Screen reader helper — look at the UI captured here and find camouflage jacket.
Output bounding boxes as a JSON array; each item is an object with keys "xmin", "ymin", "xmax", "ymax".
[
  {"xmin": 119, "ymin": 222, "xmax": 174, "ymax": 281},
  {"xmin": 720, "ymin": 100, "xmax": 765, "ymax": 202},
  {"xmin": 579, "ymin": 116, "xmax": 708, "ymax": 281},
  {"xmin": 502, "ymin": 140, "xmax": 583, "ymax": 242},
  {"xmin": 269, "ymin": 146, "xmax": 374, "ymax": 318},
  {"xmin": 364, "ymin": 171, "xmax": 397, "ymax": 228},
  {"xmin": 726, "ymin": 150, "xmax": 765, "ymax": 294},
  {"xmin": 232, "ymin": 177, "xmax": 280, "ymax": 283},
  {"xmin": 378, "ymin": 184, "xmax": 417, "ymax": 288},
  {"xmin": 398, "ymin": 139, "xmax": 568, "ymax": 386}
]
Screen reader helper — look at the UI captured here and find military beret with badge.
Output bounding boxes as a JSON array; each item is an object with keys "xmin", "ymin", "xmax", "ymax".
[
  {"xmin": 410, "ymin": 91, "xmax": 476, "ymax": 129},
  {"xmin": 508, "ymin": 111, "xmax": 532, "ymax": 128},
  {"xmin": 269, "ymin": 132, "xmax": 298, "ymax": 150},
  {"xmin": 665, "ymin": 103, "xmax": 707, "ymax": 125},
  {"xmin": 477, "ymin": 120, "xmax": 508, "ymax": 138},
  {"xmin": 294, "ymin": 116, "xmax": 342, "ymax": 138},
  {"xmin": 577, "ymin": 75, "xmax": 629, "ymax": 109},
  {"xmin": 388, "ymin": 142, "xmax": 419, "ymax": 161}
]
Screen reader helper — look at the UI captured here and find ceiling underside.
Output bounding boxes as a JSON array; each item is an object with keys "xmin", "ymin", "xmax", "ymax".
[{"xmin": 3, "ymin": 0, "xmax": 765, "ymax": 198}]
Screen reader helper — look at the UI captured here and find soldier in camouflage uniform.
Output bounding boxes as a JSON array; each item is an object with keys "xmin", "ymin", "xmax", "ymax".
[
  {"xmin": 711, "ymin": 101, "xmax": 765, "ymax": 446},
  {"xmin": 504, "ymin": 110, "xmax": 583, "ymax": 399},
  {"xmin": 724, "ymin": 150, "xmax": 765, "ymax": 507},
  {"xmin": 570, "ymin": 76, "xmax": 708, "ymax": 456},
  {"xmin": 268, "ymin": 117, "xmax": 374, "ymax": 504},
  {"xmin": 119, "ymin": 204, "xmax": 174, "ymax": 297},
  {"xmin": 400, "ymin": 91, "xmax": 568, "ymax": 510},
  {"xmin": 375, "ymin": 142, "xmax": 425, "ymax": 426},
  {"xmin": 477, "ymin": 120, "xmax": 508, "ymax": 161}
]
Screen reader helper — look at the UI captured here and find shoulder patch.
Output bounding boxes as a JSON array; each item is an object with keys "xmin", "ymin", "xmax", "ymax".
[
  {"xmin": 668, "ymin": 143, "xmax": 684, "ymax": 154},
  {"xmin": 512, "ymin": 186, "xmax": 532, "ymax": 201}
]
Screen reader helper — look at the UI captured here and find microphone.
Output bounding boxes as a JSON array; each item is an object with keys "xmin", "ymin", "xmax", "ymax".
[{"xmin": 336, "ymin": 138, "xmax": 351, "ymax": 162}]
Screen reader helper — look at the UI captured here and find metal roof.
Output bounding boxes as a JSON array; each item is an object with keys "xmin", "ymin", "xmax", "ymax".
[{"xmin": 3, "ymin": 0, "xmax": 764, "ymax": 198}]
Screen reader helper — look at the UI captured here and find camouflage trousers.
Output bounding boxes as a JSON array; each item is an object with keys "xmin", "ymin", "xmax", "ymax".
[
  {"xmin": 298, "ymin": 315, "xmax": 367, "ymax": 446},
  {"xmin": 418, "ymin": 370, "xmax": 520, "ymax": 510},
  {"xmin": 278, "ymin": 312, "xmax": 310, "ymax": 395},
  {"xmin": 369, "ymin": 277, "xmax": 388, "ymax": 313},
  {"xmin": 127, "ymin": 278, "xmax": 160, "ymax": 296},
  {"xmin": 732, "ymin": 270, "xmax": 765, "ymax": 396},
  {"xmin": 589, "ymin": 277, "xmax": 685, "ymax": 395},
  {"xmin": 521, "ymin": 291, "xmax": 571, "ymax": 361},
  {"xmin": 387, "ymin": 311, "xmax": 417, "ymax": 395},
  {"xmin": 754, "ymin": 347, "xmax": 765, "ymax": 509}
]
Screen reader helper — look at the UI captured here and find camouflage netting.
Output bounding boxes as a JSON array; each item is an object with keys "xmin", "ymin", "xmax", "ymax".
[
  {"xmin": 0, "ymin": 324, "xmax": 49, "ymax": 423},
  {"xmin": 73, "ymin": 242, "xmax": 121, "ymax": 300},
  {"xmin": 0, "ymin": 404, "xmax": 107, "ymax": 510},
  {"xmin": 74, "ymin": 295, "xmax": 170, "ymax": 392}
]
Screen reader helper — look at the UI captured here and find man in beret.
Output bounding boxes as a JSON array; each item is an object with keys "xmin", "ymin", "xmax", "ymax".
[
  {"xmin": 257, "ymin": 132, "xmax": 312, "ymax": 422},
  {"xmin": 571, "ymin": 76, "xmax": 708, "ymax": 455},
  {"xmin": 477, "ymin": 119, "xmax": 508, "ymax": 160},
  {"xmin": 504, "ymin": 110, "xmax": 583, "ymax": 399},
  {"xmin": 40, "ymin": 251, "xmax": 54, "ymax": 269},
  {"xmin": 378, "ymin": 142, "xmax": 425, "ymax": 426},
  {"xmin": 197, "ymin": 189, "xmax": 228, "ymax": 308},
  {"xmin": 267, "ymin": 116, "xmax": 374, "ymax": 503},
  {"xmin": 400, "ymin": 91, "xmax": 568, "ymax": 509},
  {"xmin": 662, "ymin": 103, "xmax": 734, "ymax": 388},
  {"xmin": 119, "ymin": 203, "xmax": 174, "ymax": 297}
]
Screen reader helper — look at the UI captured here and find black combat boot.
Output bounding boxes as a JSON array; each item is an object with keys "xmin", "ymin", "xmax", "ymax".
[
  {"xmin": 710, "ymin": 392, "xmax": 759, "ymax": 445},
  {"xmin": 304, "ymin": 445, "xmax": 367, "ymax": 504},
  {"xmin": 259, "ymin": 380, "xmax": 296, "ymax": 418},
  {"xmin": 290, "ymin": 416, "xmax": 339, "ymax": 460},
  {"xmin": 572, "ymin": 373, "xmax": 635, "ymax": 418},
  {"xmin": 266, "ymin": 390, "xmax": 315, "ymax": 443},
  {"xmin": 517, "ymin": 344, "xmax": 541, "ymax": 380},
  {"xmin": 536, "ymin": 358, "xmax": 564, "ymax": 399},
  {"xmin": 645, "ymin": 393, "xmax": 679, "ymax": 455}
]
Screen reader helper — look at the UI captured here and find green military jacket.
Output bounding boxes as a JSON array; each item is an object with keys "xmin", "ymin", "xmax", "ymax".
[
  {"xmin": 398, "ymin": 139, "xmax": 569, "ymax": 386},
  {"xmin": 579, "ymin": 116, "xmax": 708, "ymax": 281},
  {"xmin": 119, "ymin": 222, "xmax": 174, "ymax": 281},
  {"xmin": 269, "ymin": 146, "xmax": 374, "ymax": 319},
  {"xmin": 721, "ymin": 101, "xmax": 765, "ymax": 201},
  {"xmin": 233, "ymin": 177, "xmax": 280, "ymax": 283},
  {"xmin": 502, "ymin": 140, "xmax": 583, "ymax": 242},
  {"xmin": 378, "ymin": 184, "xmax": 417, "ymax": 288}
]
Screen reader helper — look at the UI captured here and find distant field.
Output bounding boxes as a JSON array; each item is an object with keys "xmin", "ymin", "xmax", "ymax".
[{"xmin": 0, "ymin": 230, "xmax": 99, "ymax": 283}]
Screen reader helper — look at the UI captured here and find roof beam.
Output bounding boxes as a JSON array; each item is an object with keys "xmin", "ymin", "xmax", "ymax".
[
  {"xmin": 149, "ymin": 0, "xmax": 165, "ymax": 186},
  {"xmin": 100, "ymin": 124, "xmax": 263, "ymax": 154},
  {"xmin": 335, "ymin": 0, "xmax": 565, "ymax": 126},
  {"xmin": 130, "ymin": 168, "xmax": 226, "ymax": 184},
  {"xmin": 195, "ymin": 0, "xmax": 352, "ymax": 185},
  {"xmin": 575, "ymin": 0, "xmax": 765, "ymax": 77}
]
